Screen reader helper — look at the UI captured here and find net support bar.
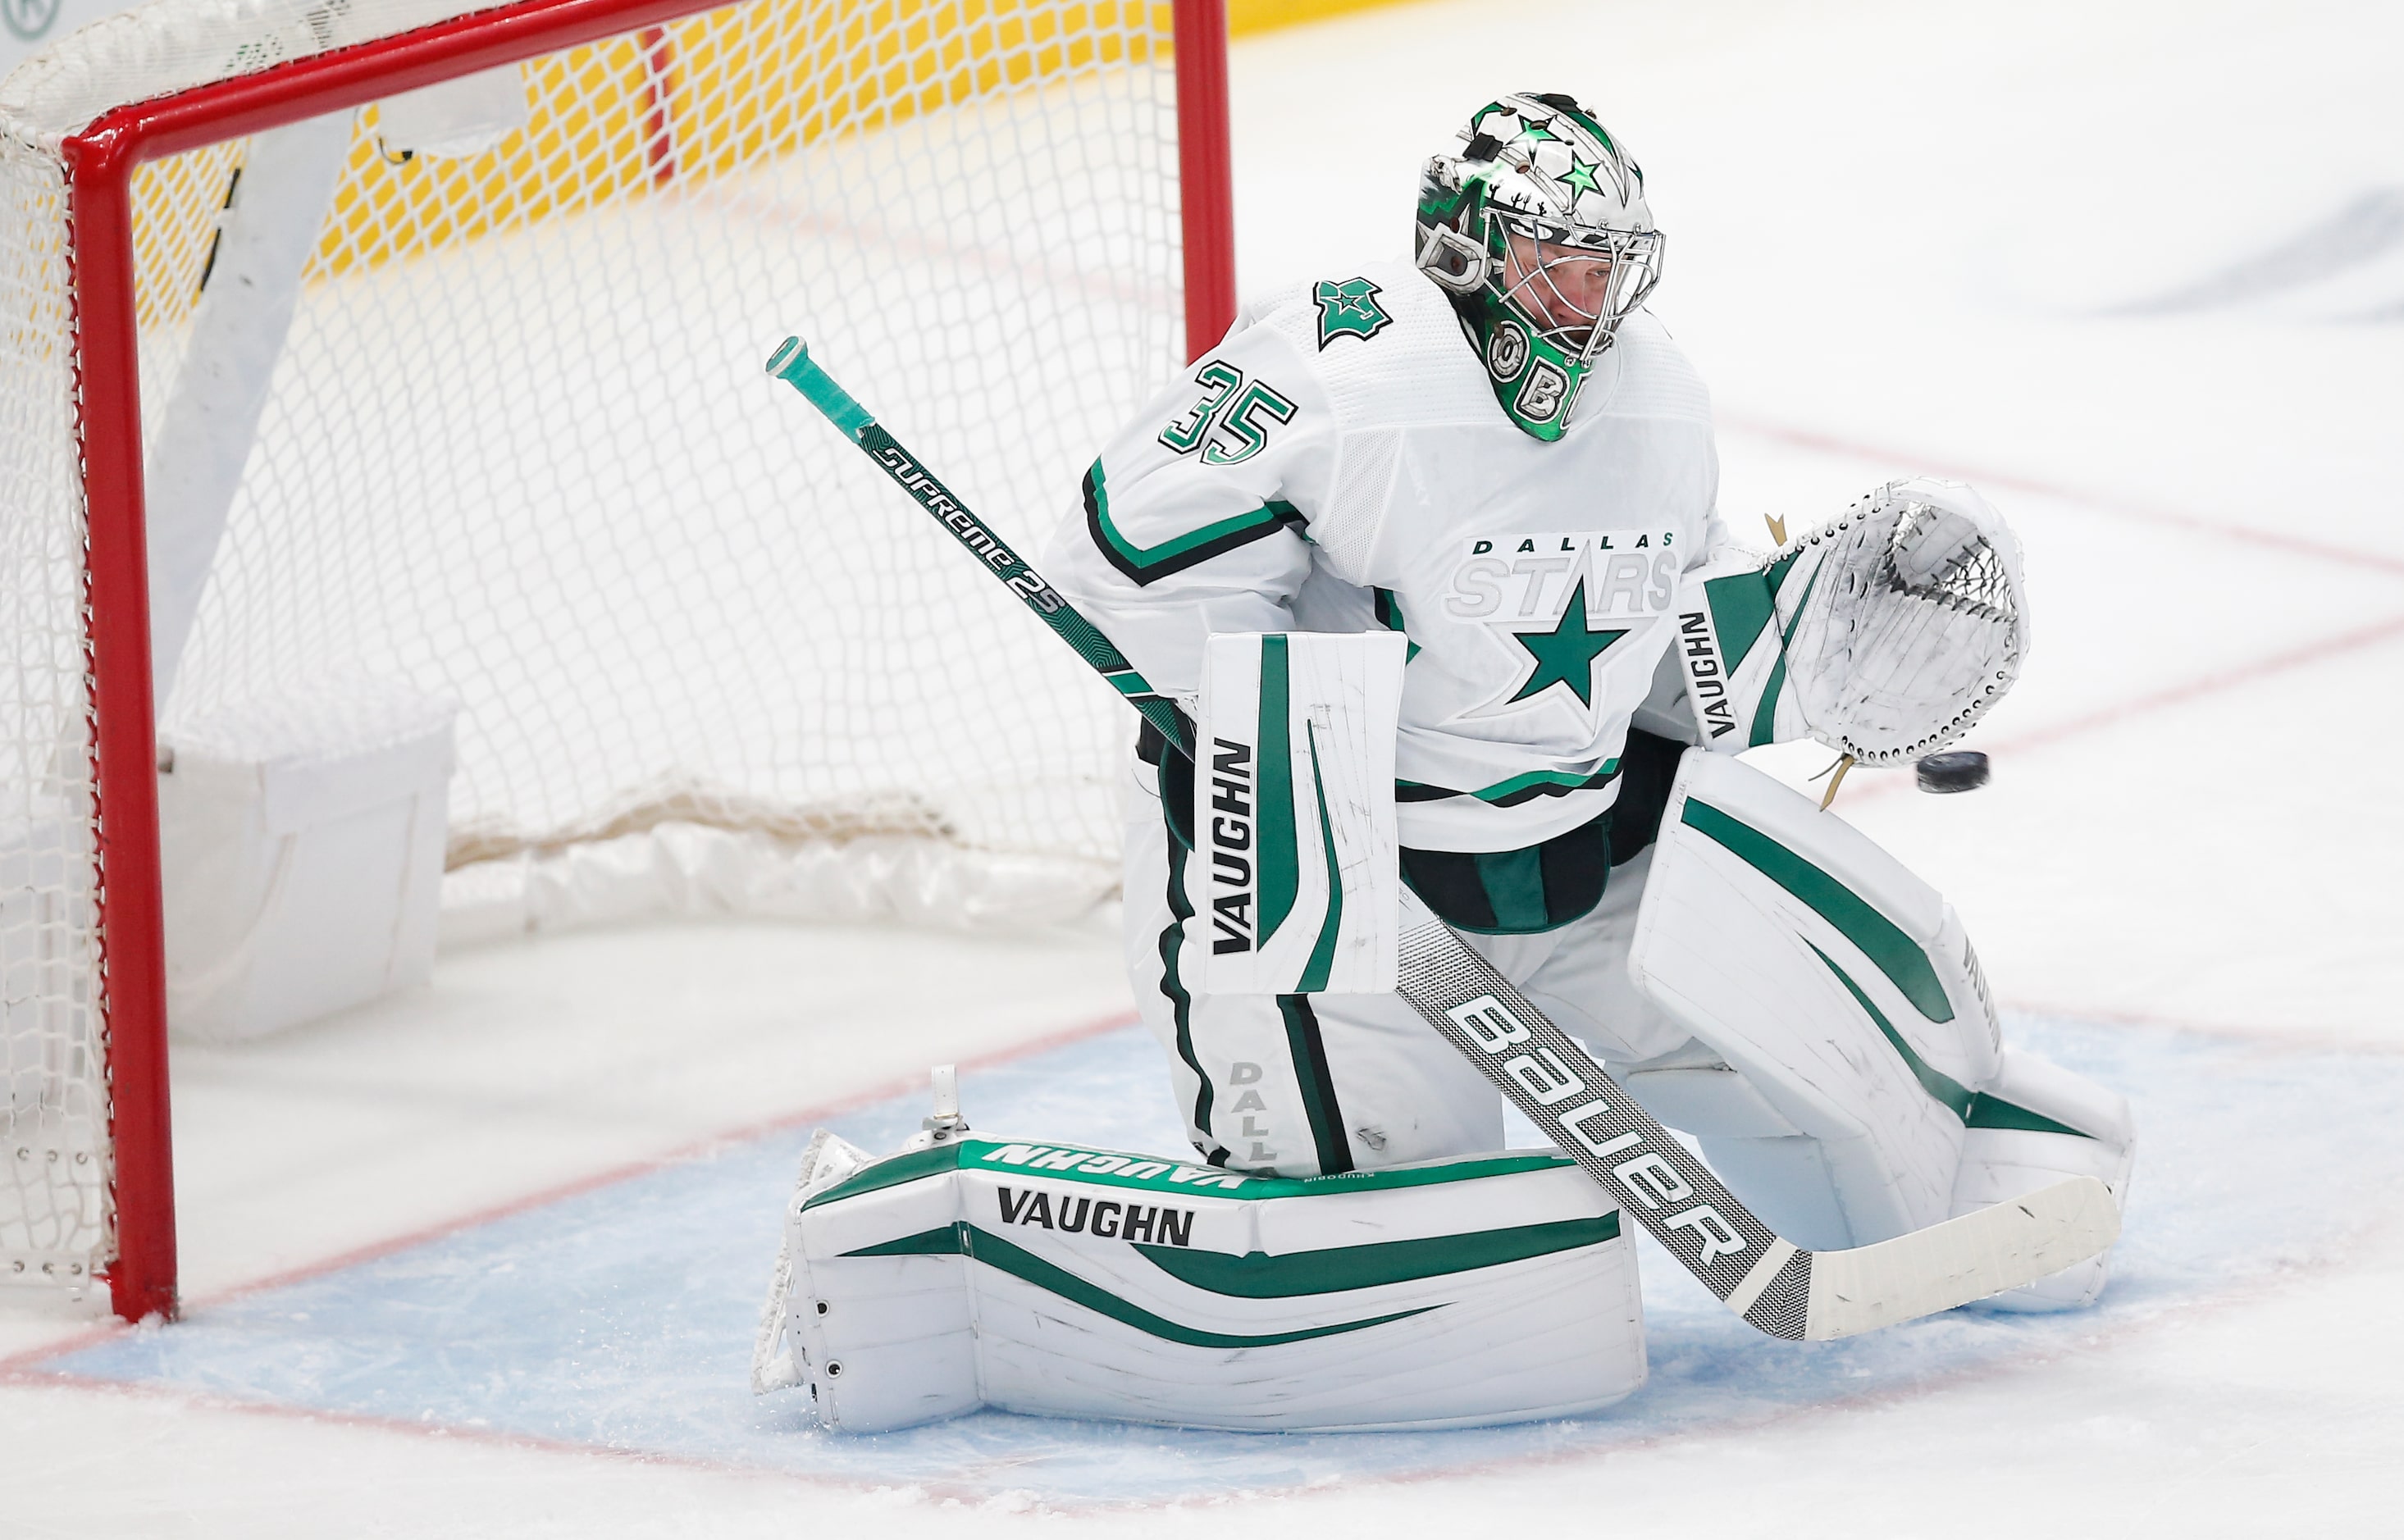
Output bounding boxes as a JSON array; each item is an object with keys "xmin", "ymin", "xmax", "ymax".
[{"xmin": 1171, "ymin": 0, "xmax": 1236, "ymax": 360}]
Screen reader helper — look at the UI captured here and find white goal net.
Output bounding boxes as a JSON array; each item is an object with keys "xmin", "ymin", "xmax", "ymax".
[{"xmin": 1, "ymin": 0, "xmax": 1199, "ymax": 1310}]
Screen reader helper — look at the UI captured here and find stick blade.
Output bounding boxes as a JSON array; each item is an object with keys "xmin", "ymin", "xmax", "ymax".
[{"xmin": 1803, "ymin": 1176, "xmax": 2121, "ymax": 1341}]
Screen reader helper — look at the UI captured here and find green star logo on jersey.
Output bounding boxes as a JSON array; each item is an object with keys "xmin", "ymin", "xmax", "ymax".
[
  {"xmin": 1505, "ymin": 576, "xmax": 1628, "ymax": 707},
  {"xmin": 1313, "ymin": 277, "xmax": 1393, "ymax": 349}
]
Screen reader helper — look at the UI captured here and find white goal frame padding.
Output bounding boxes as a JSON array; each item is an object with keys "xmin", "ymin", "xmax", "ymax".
[{"xmin": 145, "ymin": 110, "xmax": 356, "ymax": 704}]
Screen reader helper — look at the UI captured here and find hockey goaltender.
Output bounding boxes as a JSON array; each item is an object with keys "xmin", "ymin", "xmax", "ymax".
[{"xmin": 752, "ymin": 93, "xmax": 2134, "ymax": 1434}]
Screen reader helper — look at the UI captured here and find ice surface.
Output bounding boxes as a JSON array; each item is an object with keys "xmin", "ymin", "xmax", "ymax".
[
  {"xmin": 23, "ymin": 1017, "xmax": 2404, "ymax": 1506},
  {"xmin": 4, "ymin": 0, "xmax": 2402, "ymax": 1531}
]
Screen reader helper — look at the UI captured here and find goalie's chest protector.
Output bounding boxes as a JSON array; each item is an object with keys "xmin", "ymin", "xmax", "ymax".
[{"xmin": 1261, "ymin": 265, "xmax": 1721, "ymax": 811}]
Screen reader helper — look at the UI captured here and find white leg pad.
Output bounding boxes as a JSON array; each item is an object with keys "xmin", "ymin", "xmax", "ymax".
[
  {"xmin": 755, "ymin": 1131, "xmax": 1644, "ymax": 1433},
  {"xmin": 1627, "ymin": 751, "xmax": 2133, "ymax": 1309},
  {"xmin": 1951, "ymin": 1050, "xmax": 2137, "ymax": 1311},
  {"xmin": 1627, "ymin": 752, "xmax": 1995, "ymax": 1246}
]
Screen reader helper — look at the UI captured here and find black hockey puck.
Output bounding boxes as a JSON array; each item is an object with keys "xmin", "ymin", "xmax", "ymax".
[{"xmin": 1916, "ymin": 750, "xmax": 1991, "ymax": 794}]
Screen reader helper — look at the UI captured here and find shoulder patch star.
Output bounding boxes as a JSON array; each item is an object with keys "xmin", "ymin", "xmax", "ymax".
[
  {"xmin": 1505, "ymin": 576, "xmax": 1627, "ymax": 707},
  {"xmin": 1312, "ymin": 276, "xmax": 1393, "ymax": 349}
]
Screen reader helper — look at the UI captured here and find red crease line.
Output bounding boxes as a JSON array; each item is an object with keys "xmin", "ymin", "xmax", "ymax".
[{"xmin": 0, "ymin": 1006, "xmax": 1140, "ymax": 1374}]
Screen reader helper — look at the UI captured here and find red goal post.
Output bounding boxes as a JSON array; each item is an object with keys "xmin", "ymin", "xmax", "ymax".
[{"xmin": 6, "ymin": 0, "xmax": 1234, "ymax": 1324}]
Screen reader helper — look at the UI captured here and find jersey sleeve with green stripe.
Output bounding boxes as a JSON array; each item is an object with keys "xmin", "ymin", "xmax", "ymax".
[
  {"xmin": 1041, "ymin": 313, "xmax": 1337, "ymax": 708},
  {"xmin": 1050, "ymin": 262, "xmax": 1733, "ymax": 857}
]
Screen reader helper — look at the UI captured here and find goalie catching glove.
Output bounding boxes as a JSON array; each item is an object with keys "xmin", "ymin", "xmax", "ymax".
[{"xmin": 1672, "ymin": 477, "xmax": 2029, "ymax": 763}]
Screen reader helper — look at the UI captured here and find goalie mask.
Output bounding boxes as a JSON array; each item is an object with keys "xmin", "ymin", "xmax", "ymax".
[{"xmin": 1416, "ymin": 93, "xmax": 1664, "ymax": 441}]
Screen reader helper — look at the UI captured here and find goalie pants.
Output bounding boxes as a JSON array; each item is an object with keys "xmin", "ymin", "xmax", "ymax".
[{"xmin": 1123, "ymin": 763, "xmax": 1695, "ymax": 1178}]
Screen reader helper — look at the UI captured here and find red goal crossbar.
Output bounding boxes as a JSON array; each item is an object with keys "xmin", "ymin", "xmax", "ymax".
[{"xmin": 62, "ymin": 0, "xmax": 1236, "ymax": 1324}]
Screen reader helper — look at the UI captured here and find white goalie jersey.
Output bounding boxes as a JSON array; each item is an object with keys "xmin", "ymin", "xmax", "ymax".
[{"xmin": 1042, "ymin": 260, "xmax": 1731, "ymax": 854}]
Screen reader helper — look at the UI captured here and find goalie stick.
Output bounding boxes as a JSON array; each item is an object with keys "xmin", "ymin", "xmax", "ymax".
[{"xmin": 764, "ymin": 338, "xmax": 2119, "ymax": 1341}]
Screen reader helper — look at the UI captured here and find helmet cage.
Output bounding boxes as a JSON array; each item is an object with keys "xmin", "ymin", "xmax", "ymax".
[
  {"xmin": 1412, "ymin": 94, "xmax": 1663, "ymax": 440},
  {"xmin": 1490, "ymin": 210, "xmax": 1664, "ymax": 365}
]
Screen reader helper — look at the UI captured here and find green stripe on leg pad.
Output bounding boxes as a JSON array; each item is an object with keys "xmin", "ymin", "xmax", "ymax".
[
  {"xmin": 843, "ymin": 1223, "xmax": 1435, "ymax": 1347},
  {"xmin": 1138, "ymin": 1213, "xmax": 1620, "ymax": 1297},
  {"xmin": 1811, "ymin": 944, "xmax": 2094, "ymax": 1139},
  {"xmin": 1681, "ymin": 798, "xmax": 1953, "ymax": 1022}
]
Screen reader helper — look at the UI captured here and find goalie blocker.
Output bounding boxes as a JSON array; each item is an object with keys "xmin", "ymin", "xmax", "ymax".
[{"xmin": 1193, "ymin": 630, "xmax": 1406, "ymax": 996}]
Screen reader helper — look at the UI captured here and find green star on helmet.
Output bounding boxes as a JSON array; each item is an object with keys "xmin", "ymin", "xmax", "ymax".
[
  {"xmin": 1515, "ymin": 115, "xmax": 1560, "ymax": 144},
  {"xmin": 1562, "ymin": 155, "xmax": 1602, "ymax": 195}
]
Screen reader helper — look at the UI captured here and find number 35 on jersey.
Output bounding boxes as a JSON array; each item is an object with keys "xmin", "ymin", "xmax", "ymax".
[{"xmin": 1157, "ymin": 363, "xmax": 1299, "ymax": 466}]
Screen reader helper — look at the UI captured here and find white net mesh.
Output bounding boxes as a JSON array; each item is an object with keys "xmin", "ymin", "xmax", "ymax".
[
  {"xmin": 1, "ymin": 62, "xmax": 103, "ymax": 1299},
  {"xmin": 1, "ymin": 0, "xmax": 1185, "ymax": 1297}
]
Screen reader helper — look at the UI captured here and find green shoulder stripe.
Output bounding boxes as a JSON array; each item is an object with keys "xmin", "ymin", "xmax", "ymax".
[{"xmin": 1084, "ymin": 461, "xmax": 1303, "ymax": 587}]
